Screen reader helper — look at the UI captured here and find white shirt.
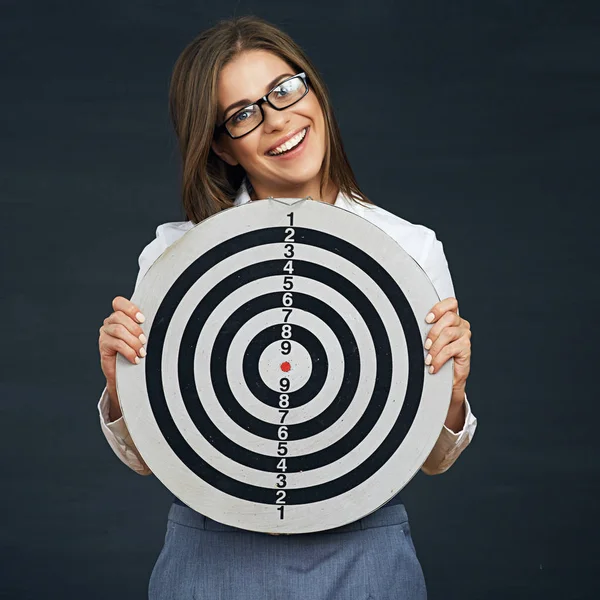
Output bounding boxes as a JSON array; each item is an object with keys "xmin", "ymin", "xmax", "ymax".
[{"xmin": 98, "ymin": 184, "xmax": 478, "ymax": 477}]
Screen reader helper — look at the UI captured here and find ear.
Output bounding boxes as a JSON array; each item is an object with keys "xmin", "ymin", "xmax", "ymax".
[{"xmin": 211, "ymin": 138, "xmax": 239, "ymax": 167}]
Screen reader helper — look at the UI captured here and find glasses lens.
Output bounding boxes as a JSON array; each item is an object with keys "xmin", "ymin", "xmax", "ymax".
[
  {"xmin": 268, "ymin": 76, "xmax": 307, "ymax": 109},
  {"xmin": 226, "ymin": 104, "xmax": 262, "ymax": 137}
]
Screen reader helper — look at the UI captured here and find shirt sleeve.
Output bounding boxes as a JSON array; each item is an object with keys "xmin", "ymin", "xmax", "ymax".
[
  {"xmin": 417, "ymin": 229, "xmax": 478, "ymax": 475},
  {"xmin": 98, "ymin": 222, "xmax": 191, "ymax": 475},
  {"xmin": 421, "ymin": 393, "xmax": 478, "ymax": 475},
  {"xmin": 98, "ymin": 386, "xmax": 152, "ymax": 475}
]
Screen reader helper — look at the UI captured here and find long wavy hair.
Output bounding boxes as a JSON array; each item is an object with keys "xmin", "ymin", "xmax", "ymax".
[{"xmin": 169, "ymin": 16, "xmax": 372, "ymax": 224}]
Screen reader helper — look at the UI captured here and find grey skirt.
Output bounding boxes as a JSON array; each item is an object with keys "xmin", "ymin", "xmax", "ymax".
[{"xmin": 148, "ymin": 501, "xmax": 427, "ymax": 600}]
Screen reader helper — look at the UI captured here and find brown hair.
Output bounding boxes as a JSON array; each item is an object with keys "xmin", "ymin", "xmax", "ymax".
[{"xmin": 169, "ymin": 15, "xmax": 372, "ymax": 224}]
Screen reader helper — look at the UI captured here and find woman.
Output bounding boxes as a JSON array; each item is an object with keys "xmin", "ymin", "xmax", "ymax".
[{"xmin": 97, "ymin": 16, "xmax": 477, "ymax": 599}]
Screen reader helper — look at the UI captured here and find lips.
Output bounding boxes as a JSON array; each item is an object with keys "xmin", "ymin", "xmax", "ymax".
[{"xmin": 265, "ymin": 127, "xmax": 309, "ymax": 156}]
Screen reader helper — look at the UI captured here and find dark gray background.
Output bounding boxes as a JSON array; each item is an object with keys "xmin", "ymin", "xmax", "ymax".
[{"xmin": 1, "ymin": 1, "xmax": 598, "ymax": 598}]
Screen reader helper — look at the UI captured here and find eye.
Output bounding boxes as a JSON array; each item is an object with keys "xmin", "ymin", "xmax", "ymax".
[
  {"xmin": 273, "ymin": 78, "xmax": 298, "ymax": 98},
  {"xmin": 232, "ymin": 106, "xmax": 257, "ymax": 124}
]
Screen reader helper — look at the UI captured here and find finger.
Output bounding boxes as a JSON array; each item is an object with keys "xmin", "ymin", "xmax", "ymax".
[
  {"xmin": 425, "ymin": 297, "xmax": 459, "ymax": 324},
  {"xmin": 99, "ymin": 335, "xmax": 141, "ymax": 365},
  {"xmin": 425, "ymin": 326, "xmax": 464, "ymax": 365},
  {"xmin": 424, "ymin": 311, "xmax": 461, "ymax": 349},
  {"xmin": 101, "ymin": 323, "xmax": 146, "ymax": 358},
  {"xmin": 428, "ymin": 337, "xmax": 470, "ymax": 374},
  {"xmin": 112, "ymin": 296, "xmax": 145, "ymax": 324},
  {"xmin": 103, "ymin": 311, "xmax": 146, "ymax": 343}
]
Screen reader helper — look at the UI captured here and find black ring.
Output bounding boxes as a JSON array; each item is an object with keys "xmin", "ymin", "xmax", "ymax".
[
  {"xmin": 205, "ymin": 288, "xmax": 359, "ymax": 440},
  {"xmin": 242, "ymin": 322, "xmax": 328, "ymax": 408}
]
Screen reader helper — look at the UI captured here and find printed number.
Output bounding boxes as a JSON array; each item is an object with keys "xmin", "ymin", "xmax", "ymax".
[
  {"xmin": 277, "ymin": 204, "xmax": 292, "ymax": 526},
  {"xmin": 282, "ymin": 292, "xmax": 293, "ymax": 307},
  {"xmin": 277, "ymin": 207, "xmax": 291, "ymax": 529}
]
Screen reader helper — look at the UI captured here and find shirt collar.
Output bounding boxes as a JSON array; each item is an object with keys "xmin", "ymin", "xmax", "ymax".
[{"xmin": 233, "ymin": 178, "xmax": 358, "ymax": 212}]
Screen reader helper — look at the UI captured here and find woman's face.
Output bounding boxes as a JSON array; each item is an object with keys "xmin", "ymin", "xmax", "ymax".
[{"xmin": 212, "ymin": 50, "xmax": 327, "ymax": 197}]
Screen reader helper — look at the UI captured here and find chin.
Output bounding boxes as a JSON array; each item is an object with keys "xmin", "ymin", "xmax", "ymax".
[
  {"xmin": 250, "ymin": 159, "xmax": 324, "ymax": 194},
  {"xmin": 279, "ymin": 163, "xmax": 323, "ymax": 186}
]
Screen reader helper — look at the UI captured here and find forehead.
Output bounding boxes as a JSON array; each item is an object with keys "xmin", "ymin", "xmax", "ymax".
[{"xmin": 217, "ymin": 50, "xmax": 293, "ymax": 107}]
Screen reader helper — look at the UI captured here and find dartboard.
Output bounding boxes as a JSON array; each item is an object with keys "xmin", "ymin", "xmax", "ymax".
[{"xmin": 116, "ymin": 197, "xmax": 453, "ymax": 534}]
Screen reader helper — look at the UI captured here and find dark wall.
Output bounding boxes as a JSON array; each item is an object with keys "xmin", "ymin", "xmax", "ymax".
[{"xmin": 1, "ymin": 1, "xmax": 598, "ymax": 598}]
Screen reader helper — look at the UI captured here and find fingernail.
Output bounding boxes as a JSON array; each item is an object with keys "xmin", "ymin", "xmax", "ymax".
[
  {"xmin": 139, "ymin": 334, "xmax": 147, "ymax": 344},
  {"xmin": 425, "ymin": 312, "xmax": 435, "ymax": 323},
  {"xmin": 425, "ymin": 354, "xmax": 432, "ymax": 365},
  {"xmin": 139, "ymin": 347, "xmax": 147, "ymax": 358},
  {"xmin": 429, "ymin": 365, "xmax": 435, "ymax": 374},
  {"xmin": 136, "ymin": 312, "xmax": 145, "ymax": 323},
  {"xmin": 424, "ymin": 338, "xmax": 432, "ymax": 350},
  {"xmin": 134, "ymin": 356, "xmax": 140, "ymax": 364}
]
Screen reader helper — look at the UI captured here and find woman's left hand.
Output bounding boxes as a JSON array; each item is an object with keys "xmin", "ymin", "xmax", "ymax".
[{"xmin": 423, "ymin": 297, "xmax": 471, "ymax": 398}]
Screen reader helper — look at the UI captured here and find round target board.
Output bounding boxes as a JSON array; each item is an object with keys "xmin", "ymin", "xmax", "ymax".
[{"xmin": 116, "ymin": 197, "xmax": 453, "ymax": 534}]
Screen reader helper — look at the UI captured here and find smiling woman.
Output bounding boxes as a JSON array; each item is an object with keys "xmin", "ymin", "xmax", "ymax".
[
  {"xmin": 96, "ymin": 14, "xmax": 477, "ymax": 600},
  {"xmin": 211, "ymin": 52, "xmax": 332, "ymax": 202},
  {"xmin": 168, "ymin": 16, "xmax": 371, "ymax": 221}
]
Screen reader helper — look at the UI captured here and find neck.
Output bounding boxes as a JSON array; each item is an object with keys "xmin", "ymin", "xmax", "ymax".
[{"xmin": 248, "ymin": 177, "xmax": 338, "ymax": 205}]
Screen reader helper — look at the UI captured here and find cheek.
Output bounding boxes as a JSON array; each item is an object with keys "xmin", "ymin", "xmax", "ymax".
[
  {"xmin": 307, "ymin": 100, "xmax": 326, "ymax": 144},
  {"xmin": 231, "ymin": 135, "xmax": 262, "ymax": 167}
]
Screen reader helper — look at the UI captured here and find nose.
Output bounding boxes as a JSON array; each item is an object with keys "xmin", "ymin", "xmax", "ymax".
[{"xmin": 262, "ymin": 104, "xmax": 289, "ymax": 133}]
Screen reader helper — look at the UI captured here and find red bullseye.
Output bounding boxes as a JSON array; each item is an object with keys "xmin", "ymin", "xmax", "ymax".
[{"xmin": 280, "ymin": 362, "xmax": 291, "ymax": 372}]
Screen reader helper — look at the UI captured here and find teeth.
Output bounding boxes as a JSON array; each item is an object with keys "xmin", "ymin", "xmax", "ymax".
[{"xmin": 269, "ymin": 128, "xmax": 307, "ymax": 155}]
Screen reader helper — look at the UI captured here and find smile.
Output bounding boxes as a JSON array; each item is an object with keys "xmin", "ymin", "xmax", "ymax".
[{"xmin": 267, "ymin": 127, "xmax": 308, "ymax": 156}]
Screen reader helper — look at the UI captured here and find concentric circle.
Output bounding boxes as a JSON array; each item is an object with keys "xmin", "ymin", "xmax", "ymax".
[
  {"xmin": 256, "ymin": 338, "xmax": 314, "ymax": 395},
  {"xmin": 116, "ymin": 197, "xmax": 453, "ymax": 534},
  {"xmin": 228, "ymin": 311, "xmax": 343, "ymax": 425}
]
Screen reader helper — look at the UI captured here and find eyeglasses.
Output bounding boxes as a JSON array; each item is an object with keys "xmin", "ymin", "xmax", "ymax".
[{"xmin": 215, "ymin": 72, "xmax": 309, "ymax": 139}]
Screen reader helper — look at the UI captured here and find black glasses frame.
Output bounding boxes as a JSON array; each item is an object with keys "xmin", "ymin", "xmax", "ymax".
[{"xmin": 215, "ymin": 72, "xmax": 309, "ymax": 139}]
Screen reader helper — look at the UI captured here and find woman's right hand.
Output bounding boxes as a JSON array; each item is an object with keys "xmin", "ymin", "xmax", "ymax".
[{"xmin": 98, "ymin": 296, "xmax": 147, "ymax": 420}]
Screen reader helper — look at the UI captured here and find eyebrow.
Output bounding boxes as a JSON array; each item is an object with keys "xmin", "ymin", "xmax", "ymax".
[{"xmin": 222, "ymin": 73, "xmax": 294, "ymax": 120}]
